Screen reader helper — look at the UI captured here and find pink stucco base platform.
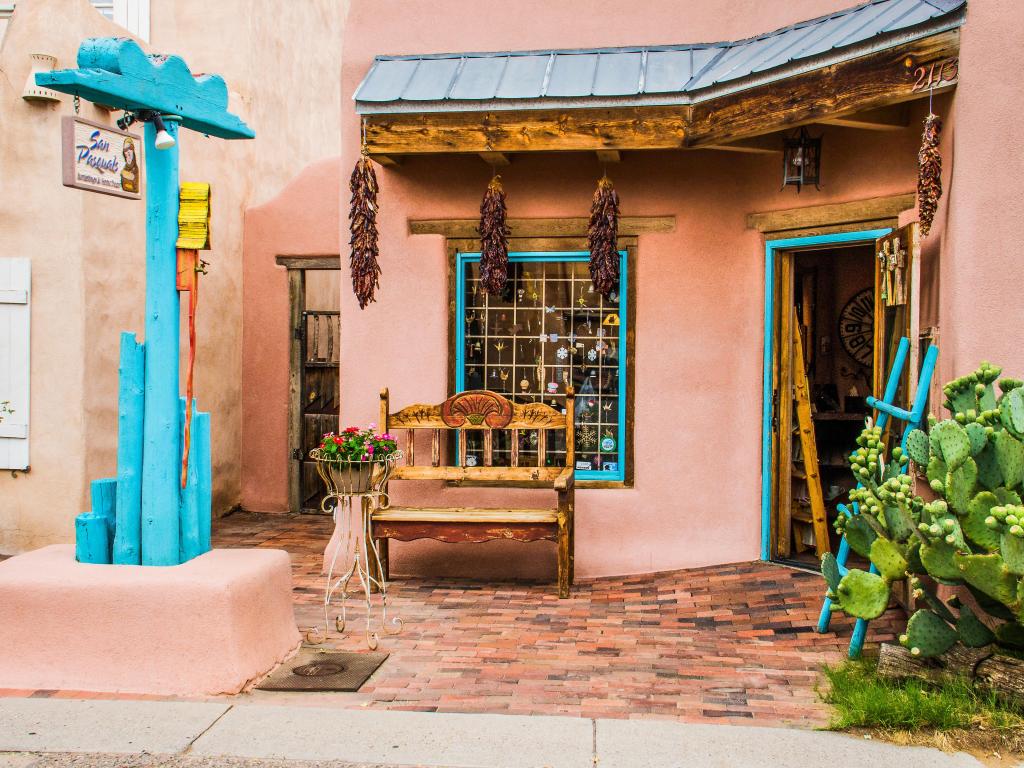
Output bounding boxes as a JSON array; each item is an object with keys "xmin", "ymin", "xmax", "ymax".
[{"xmin": 0, "ymin": 544, "xmax": 301, "ymax": 696}]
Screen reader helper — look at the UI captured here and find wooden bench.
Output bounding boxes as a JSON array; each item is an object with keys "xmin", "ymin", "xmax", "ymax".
[{"xmin": 370, "ymin": 388, "xmax": 576, "ymax": 598}]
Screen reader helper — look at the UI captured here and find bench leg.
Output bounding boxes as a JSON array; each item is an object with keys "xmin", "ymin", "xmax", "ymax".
[{"xmin": 557, "ymin": 498, "xmax": 573, "ymax": 599}]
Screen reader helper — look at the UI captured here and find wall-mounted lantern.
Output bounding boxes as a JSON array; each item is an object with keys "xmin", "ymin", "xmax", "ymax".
[
  {"xmin": 22, "ymin": 54, "xmax": 61, "ymax": 103},
  {"xmin": 782, "ymin": 127, "xmax": 822, "ymax": 192}
]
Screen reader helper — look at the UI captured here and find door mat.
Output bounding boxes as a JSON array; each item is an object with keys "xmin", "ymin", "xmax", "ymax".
[{"xmin": 256, "ymin": 648, "xmax": 388, "ymax": 692}]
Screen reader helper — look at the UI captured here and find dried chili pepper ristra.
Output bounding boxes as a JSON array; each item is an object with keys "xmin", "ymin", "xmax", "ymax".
[
  {"xmin": 349, "ymin": 152, "xmax": 381, "ymax": 309},
  {"xmin": 479, "ymin": 175, "xmax": 510, "ymax": 295},
  {"xmin": 917, "ymin": 113, "xmax": 943, "ymax": 237},
  {"xmin": 587, "ymin": 175, "xmax": 620, "ymax": 297}
]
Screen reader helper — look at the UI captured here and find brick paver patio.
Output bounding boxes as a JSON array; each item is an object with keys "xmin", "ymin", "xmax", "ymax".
[{"xmin": 217, "ymin": 511, "xmax": 902, "ymax": 726}]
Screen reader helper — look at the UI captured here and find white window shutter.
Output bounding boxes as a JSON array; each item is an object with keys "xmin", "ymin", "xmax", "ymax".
[{"xmin": 0, "ymin": 258, "xmax": 30, "ymax": 470}]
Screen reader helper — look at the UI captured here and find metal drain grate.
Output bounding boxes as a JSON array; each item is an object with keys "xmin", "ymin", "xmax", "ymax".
[{"xmin": 256, "ymin": 649, "xmax": 388, "ymax": 692}]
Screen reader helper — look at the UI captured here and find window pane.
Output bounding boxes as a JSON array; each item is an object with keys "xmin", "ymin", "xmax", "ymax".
[{"xmin": 459, "ymin": 253, "xmax": 625, "ymax": 479}]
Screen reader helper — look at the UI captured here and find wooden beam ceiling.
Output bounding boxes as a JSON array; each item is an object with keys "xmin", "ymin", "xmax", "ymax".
[
  {"xmin": 363, "ymin": 30, "xmax": 957, "ymax": 159},
  {"xmin": 703, "ymin": 134, "xmax": 782, "ymax": 155}
]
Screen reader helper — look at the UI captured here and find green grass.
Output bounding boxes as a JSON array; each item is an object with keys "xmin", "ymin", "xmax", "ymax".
[{"xmin": 820, "ymin": 658, "xmax": 1024, "ymax": 732}]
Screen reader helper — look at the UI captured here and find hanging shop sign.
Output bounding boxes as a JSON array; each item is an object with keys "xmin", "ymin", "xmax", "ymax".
[{"xmin": 61, "ymin": 116, "xmax": 142, "ymax": 200}]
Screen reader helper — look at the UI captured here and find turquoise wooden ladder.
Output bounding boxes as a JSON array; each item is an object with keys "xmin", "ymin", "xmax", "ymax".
[{"xmin": 816, "ymin": 336, "xmax": 939, "ymax": 658}]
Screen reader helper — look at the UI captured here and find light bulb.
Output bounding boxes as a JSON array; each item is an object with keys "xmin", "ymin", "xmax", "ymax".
[
  {"xmin": 151, "ymin": 113, "xmax": 176, "ymax": 150},
  {"xmin": 154, "ymin": 129, "xmax": 176, "ymax": 150}
]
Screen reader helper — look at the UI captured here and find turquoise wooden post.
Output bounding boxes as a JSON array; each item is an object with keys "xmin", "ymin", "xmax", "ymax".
[
  {"xmin": 75, "ymin": 513, "xmax": 111, "ymax": 564},
  {"xmin": 90, "ymin": 477, "xmax": 117, "ymax": 542},
  {"xmin": 140, "ymin": 118, "xmax": 181, "ymax": 566},
  {"xmin": 195, "ymin": 411, "xmax": 212, "ymax": 553},
  {"xmin": 113, "ymin": 333, "xmax": 145, "ymax": 564},
  {"xmin": 38, "ymin": 38, "xmax": 254, "ymax": 566}
]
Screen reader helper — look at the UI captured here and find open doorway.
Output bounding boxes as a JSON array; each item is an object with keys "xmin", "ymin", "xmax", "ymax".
[
  {"xmin": 763, "ymin": 226, "xmax": 920, "ymax": 569},
  {"xmin": 284, "ymin": 261, "xmax": 341, "ymax": 514}
]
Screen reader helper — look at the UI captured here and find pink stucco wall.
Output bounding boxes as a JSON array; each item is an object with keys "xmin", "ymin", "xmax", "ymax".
[
  {"xmin": 242, "ymin": 0, "xmax": 1024, "ymax": 580},
  {"xmin": 241, "ymin": 158, "xmax": 340, "ymax": 512}
]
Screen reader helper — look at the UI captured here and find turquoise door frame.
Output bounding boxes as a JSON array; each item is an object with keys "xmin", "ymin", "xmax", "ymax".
[{"xmin": 760, "ymin": 228, "xmax": 892, "ymax": 561}]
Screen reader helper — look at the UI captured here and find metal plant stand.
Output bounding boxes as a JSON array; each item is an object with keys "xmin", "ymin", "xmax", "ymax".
[{"xmin": 307, "ymin": 450, "xmax": 403, "ymax": 649}]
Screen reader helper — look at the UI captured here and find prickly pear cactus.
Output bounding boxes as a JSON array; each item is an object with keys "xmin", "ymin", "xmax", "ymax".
[{"xmin": 822, "ymin": 361, "xmax": 1024, "ymax": 657}]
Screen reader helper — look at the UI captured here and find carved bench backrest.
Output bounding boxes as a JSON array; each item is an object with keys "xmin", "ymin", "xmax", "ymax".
[{"xmin": 380, "ymin": 388, "xmax": 575, "ymax": 482}]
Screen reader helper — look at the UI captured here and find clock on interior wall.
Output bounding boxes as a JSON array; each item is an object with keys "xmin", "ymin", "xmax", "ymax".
[{"xmin": 838, "ymin": 288, "xmax": 874, "ymax": 367}]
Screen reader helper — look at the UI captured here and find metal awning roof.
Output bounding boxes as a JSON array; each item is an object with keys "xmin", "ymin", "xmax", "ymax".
[{"xmin": 355, "ymin": 0, "xmax": 965, "ymax": 114}]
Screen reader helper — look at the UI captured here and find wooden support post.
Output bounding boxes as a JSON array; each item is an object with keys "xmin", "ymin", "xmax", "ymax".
[
  {"xmin": 140, "ymin": 117, "xmax": 182, "ymax": 566},
  {"xmin": 113, "ymin": 333, "xmax": 145, "ymax": 564},
  {"xmin": 90, "ymin": 477, "xmax": 117, "ymax": 546},
  {"xmin": 178, "ymin": 398, "xmax": 202, "ymax": 562},
  {"xmin": 75, "ymin": 513, "xmax": 111, "ymax": 564},
  {"xmin": 195, "ymin": 410, "xmax": 212, "ymax": 553}
]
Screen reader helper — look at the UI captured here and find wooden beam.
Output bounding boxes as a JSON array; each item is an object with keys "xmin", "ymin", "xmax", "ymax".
[
  {"xmin": 479, "ymin": 151, "xmax": 510, "ymax": 166},
  {"xmin": 686, "ymin": 30, "xmax": 956, "ymax": 148},
  {"xmin": 596, "ymin": 150, "xmax": 621, "ymax": 163},
  {"xmin": 364, "ymin": 30, "xmax": 957, "ymax": 156},
  {"xmin": 746, "ymin": 192, "xmax": 916, "ymax": 233},
  {"xmin": 703, "ymin": 134, "xmax": 782, "ymax": 155},
  {"xmin": 820, "ymin": 104, "xmax": 910, "ymax": 131},
  {"xmin": 367, "ymin": 105, "xmax": 689, "ymax": 155},
  {"xmin": 410, "ymin": 216, "xmax": 675, "ymax": 238},
  {"xmin": 370, "ymin": 154, "xmax": 401, "ymax": 167},
  {"xmin": 275, "ymin": 255, "xmax": 341, "ymax": 270}
]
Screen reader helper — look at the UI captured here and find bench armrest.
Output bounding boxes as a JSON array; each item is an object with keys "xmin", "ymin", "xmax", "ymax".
[{"xmin": 554, "ymin": 466, "xmax": 575, "ymax": 492}]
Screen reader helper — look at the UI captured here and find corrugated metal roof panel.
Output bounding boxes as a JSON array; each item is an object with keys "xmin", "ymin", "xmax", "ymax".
[
  {"xmin": 355, "ymin": 59, "xmax": 420, "ymax": 102},
  {"xmin": 401, "ymin": 57, "xmax": 461, "ymax": 100},
  {"xmin": 355, "ymin": 0, "xmax": 966, "ymax": 110},
  {"xmin": 643, "ymin": 50, "xmax": 693, "ymax": 93},
  {"xmin": 494, "ymin": 54, "xmax": 550, "ymax": 98},
  {"xmin": 593, "ymin": 51, "xmax": 643, "ymax": 96},
  {"xmin": 546, "ymin": 53, "xmax": 600, "ymax": 96},
  {"xmin": 448, "ymin": 56, "xmax": 505, "ymax": 100}
]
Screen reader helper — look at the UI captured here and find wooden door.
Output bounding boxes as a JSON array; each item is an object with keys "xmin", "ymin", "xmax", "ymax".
[
  {"xmin": 298, "ymin": 310, "xmax": 340, "ymax": 513},
  {"xmin": 772, "ymin": 252, "xmax": 795, "ymax": 559},
  {"xmin": 872, "ymin": 223, "xmax": 921, "ymax": 404}
]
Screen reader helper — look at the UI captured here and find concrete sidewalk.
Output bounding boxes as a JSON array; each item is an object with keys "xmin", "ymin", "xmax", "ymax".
[{"xmin": 0, "ymin": 698, "xmax": 1000, "ymax": 768}]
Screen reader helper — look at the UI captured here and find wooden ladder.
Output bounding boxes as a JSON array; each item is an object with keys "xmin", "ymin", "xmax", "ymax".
[{"xmin": 792, "ymin": 322, "xmax": 831, "ymax": 558}]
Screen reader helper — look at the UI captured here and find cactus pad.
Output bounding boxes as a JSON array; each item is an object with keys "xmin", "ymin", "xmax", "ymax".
[
  {"xmin": 955, "ymin": 552, "xmax": 1018, "ymax": 605},
  {"xmin": 927, "ymin": 456, "xmax": 948, "ymax": 489},
  {"xmin": 821, "ymin": 552, "xmax": 842, "ymax": 594},
  {"xmin": 870, "ymin": 537, "xmax": 908, "ymax": 582},
  {"xmin": 994, "ymin": 430, "xmax": 1024, "ymax": 489},
  {"xmin": 965, "ymin": 422, "xmax": 988, "ymax": 456},
  {"xmin": 995, "ymin": 622, "xmax": 1024, "ymax": 649},
  {"xmin": 956, "ymin": 603, "xmax": 996, "ymax": 647},
  {"xmin": 1000, "ymin": 387, "xmax": 1024, "ymax": 440},
  {"xmin": 883, "ymin": 505, "xmax": 915, "ymax": 542},
  {"xmin": 905, "ymin": 428, "xmax": 931, "ymax": 466},
  {"xmin": 921, "ymin": 539, "xmax": 962, "ymax": 581},
  {"xmin": 965, "ymin": 492, "xmax": 1002, "ymax": 552},
  {"xmin": 946, "ymin": 458, "xmax": 978, "ymax": 514},
  {"xmin": 933, "ymin": 420, "xmax": 972, "ymax": 470},
  {"xmin": 975, "ymin": 443, "xmax": 1004, "ymax": 491},
  {"xmin": 843, "ymin": 514, "xmax": 877, "ymax": 559},
  {"xmin": 835, "ymin": 569, "xmax": 891, "ymax": 620},
  {"xmin": 905, "ymin": 538, "xmax": 925, "ymax": 574},
  {"xmin": 1001, "ymin": 530, "xmax": 1024, "ymax": 576},
  {"xmin": 903, "ymin": 609, "xmax": 958, "ymax": 658}
]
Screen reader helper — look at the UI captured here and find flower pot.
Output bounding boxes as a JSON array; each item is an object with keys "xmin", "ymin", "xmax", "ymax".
[{"xmin": 326, "ymin": 459, "xmax": 379, "ymax": 494}]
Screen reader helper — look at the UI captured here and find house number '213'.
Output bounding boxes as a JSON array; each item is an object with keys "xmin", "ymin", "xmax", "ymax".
[{"xmin": 911, "ymin": 57, "xmax": 959, "ymax": 92}]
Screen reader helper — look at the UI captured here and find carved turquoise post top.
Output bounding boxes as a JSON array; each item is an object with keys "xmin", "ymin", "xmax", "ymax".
[
  {"xmin": 41, "ymin": 38, "xmax": 252, "ymax": 565},
  {"xmin": 37, "ymin": 37, "xmax": 254, "ymax": 139}
]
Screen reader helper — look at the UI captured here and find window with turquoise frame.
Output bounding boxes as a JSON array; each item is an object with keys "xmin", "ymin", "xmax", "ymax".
[{"xmin": 455, "ymin": 250, "xmax": 627, "ymax": 482}]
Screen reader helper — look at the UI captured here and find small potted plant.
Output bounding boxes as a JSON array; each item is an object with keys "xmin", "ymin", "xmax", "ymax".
[{"xmin": 310, "ymin": 426, "xmax": 399, "ymax": 494}]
